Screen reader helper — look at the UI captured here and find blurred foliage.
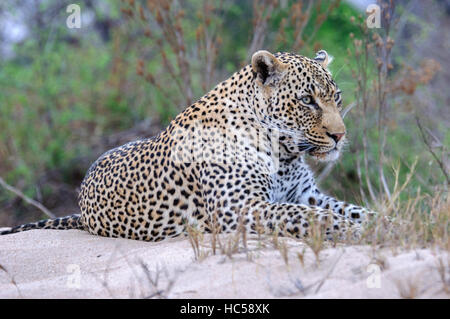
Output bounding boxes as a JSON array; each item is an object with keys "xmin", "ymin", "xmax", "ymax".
[{"xmin": 0, "ymin": 0, "xmax": 448, "ymax": 224}]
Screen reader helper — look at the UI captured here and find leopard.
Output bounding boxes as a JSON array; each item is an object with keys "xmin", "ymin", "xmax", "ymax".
[{"xmin": 1, "ymin": 50, "xmax": 376, "ymax": 242}]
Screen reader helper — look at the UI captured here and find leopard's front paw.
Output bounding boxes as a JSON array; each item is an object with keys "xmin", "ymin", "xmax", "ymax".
[
  {"xmin": 345, "ymin": 221, "xmax": 362, "ymax": 242},
  {"xmin": 326, "ymin": 213, "xmax": 362, "ymax": 242},
  {"xmin": 363, "ymin": 210, "xmax": 393, "ymax": 226}
]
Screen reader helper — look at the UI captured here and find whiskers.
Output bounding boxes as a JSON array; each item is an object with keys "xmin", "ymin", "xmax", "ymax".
[
  {"xmin": 296, "ymin": 143, "xmax": 316, "ymax": 152},
  {"xmin": 258, "ymin": 115, "xmax": 305, "ymax": 139}
]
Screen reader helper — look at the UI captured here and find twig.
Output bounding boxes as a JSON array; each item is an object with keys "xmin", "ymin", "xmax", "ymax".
[
  {"xmin": 0, "ymin": 176, "xmax": 56, "ymax": 218},
  {"xmin": 341, "ymin": 102, "xmax": 356, "ymax": 119},
  {"xmin": 356, "ymin": 157, "xmax": 369, "ymax": 206},
  {"xmin": 314, "ymin": 251, "xmax": 343, "ymax": 294},
  {"xmin": 0, "ymin": 264, "xmax": 23, "ymax": 298},
  {"xmin": 316, "ymin": 162, "xmax": 336, "ymax": 183},
  {"xmin": 415, "ymin": 117, "xmax": 449, "ymax": 184},
  {"xmin": 139, "ymin": 260, "xmax": 179, "ymax": 299},
  {"xmin": 247, "ymin": 0, "xmax": 275, "ymax": 57}
]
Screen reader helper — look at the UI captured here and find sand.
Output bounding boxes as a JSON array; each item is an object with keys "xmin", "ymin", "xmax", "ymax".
[{"xmin": 0, "ymin": 229, "xmax": 448, "ymax": 299}]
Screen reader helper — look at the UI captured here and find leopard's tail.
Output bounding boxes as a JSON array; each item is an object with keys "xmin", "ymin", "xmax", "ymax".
[{"xmin": 0, "ymin": 214, "xmax": 86, "ymax": 235}]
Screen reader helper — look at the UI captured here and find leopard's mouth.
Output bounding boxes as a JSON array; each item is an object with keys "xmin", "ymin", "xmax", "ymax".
[
  {"xmin": 308, "ymin": 146, "xmax": 340, "ymax": 161},
  {"xmin": 294, "ymin": 141, "xmax": 340, "ymax": 161}
]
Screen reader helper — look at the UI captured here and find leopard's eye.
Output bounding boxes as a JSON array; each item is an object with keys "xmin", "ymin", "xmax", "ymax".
[
  {"xmin": 334, "ymin": 91, "xmax": 341, "ymax": 103},
  {"xmin": 300, "ymin": 95, "xmax": 313, "ymax": 105}
]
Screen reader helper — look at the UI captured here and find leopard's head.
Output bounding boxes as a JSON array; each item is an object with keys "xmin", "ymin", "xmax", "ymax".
[{"xmin": 251, "ymin": 50, "xmax": 345, "ymax": 162}]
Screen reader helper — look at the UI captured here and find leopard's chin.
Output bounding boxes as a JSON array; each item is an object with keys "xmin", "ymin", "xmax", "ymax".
[{"xmin": 308, "ymin": 148, "xmax": 341, "ymax": 162}]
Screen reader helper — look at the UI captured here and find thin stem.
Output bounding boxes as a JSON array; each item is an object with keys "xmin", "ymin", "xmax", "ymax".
[{"xmin": 0, "ymin": 176, "xmax": 56, "ymax": 218}]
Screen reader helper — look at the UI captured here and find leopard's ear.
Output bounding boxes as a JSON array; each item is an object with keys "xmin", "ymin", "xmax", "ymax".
[
  {"xmin": 314, "ymin": 50, "xmax": 333, "ymax": 69},
  {"xmin": 251, "ymin": 50, "xmax": 287, "ymax": 86}
]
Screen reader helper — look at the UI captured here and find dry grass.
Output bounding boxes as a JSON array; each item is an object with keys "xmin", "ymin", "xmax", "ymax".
[
  {"xmin": 272, "ymin": 232, "xmax": 290, "ymax": 266},
  {"xmin": 185, "ymin": 223, "xmax": 210, "ymax": 261},
  {"xmin": 395, "ymin": 276, "xmax": 421, "ymax": 299},
  {"xmin": 362, "ymin": 188, "xmax": 449, "ymax": 250},
  {"xmin": 304, "ymin": 216, "xmax": 329, "ymax": 266},
  {"xmin": 138, "ymin": 262, "xmax": 179, "ymax": 299},
  {"xmin": 0, "ymin": 264, "xmax": 22, "ymax": 298},
  {"xmin": 436, "ymin": 256, "xmax": 450, "ymax": 294},
  {"xmin": 297, "ymin": 248, "xmax": 306, "ymax": 268},
  {"xmin": 89, "ymin": 245, "xmax": 184, "ymax": 299}
]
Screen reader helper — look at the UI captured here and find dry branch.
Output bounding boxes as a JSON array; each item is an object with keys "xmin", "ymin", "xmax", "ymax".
[
  {"xmin": 0, "ymin": 176, "xmax": 55, "ymax": 218},
  {"xmin": 416, "ymin": 117, "xmax": 449, "ymax": 184}
]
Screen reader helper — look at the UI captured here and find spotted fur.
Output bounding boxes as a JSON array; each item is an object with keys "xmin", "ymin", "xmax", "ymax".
[{"xmin": 1, "ymin": 50, "xmax": 376, "ymax": 241}]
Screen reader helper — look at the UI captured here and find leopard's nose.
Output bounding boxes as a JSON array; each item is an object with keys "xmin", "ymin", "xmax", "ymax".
[{"xmin": 326, "ymin": 132, "xmax": 345, "ymax": 143}]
